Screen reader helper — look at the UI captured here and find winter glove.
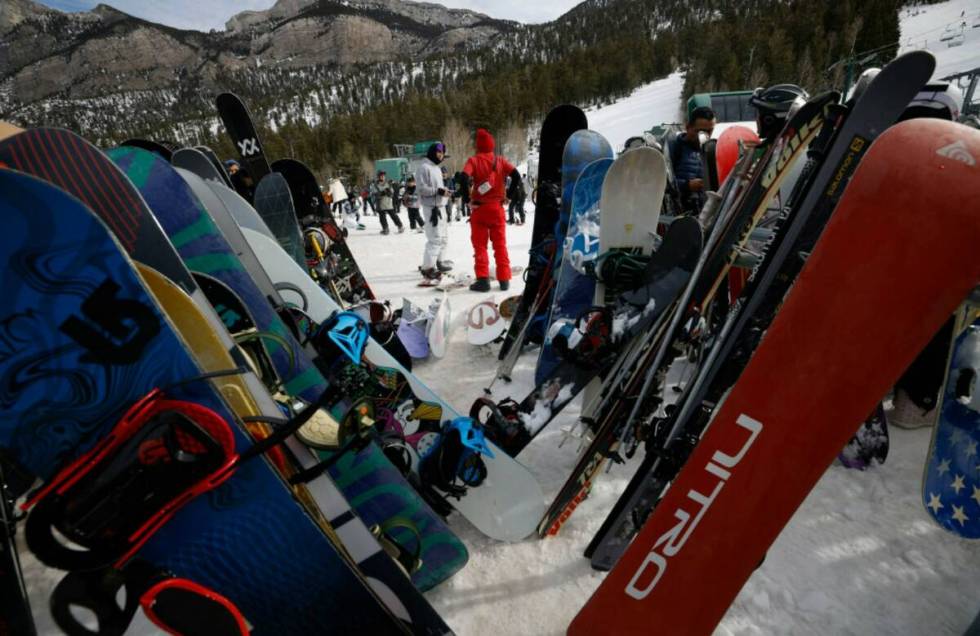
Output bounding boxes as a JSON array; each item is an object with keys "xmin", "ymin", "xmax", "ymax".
[{"xmin": 430, "ymin": 208, "xmax": 440, "ymax": 227}]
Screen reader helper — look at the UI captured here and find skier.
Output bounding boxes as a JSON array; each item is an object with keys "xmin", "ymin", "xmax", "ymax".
[
  {"xmin": 506, "ymin": 173, "xmax": 526, "ymax": 225},
  {"xmin": 370, "ymin": 171, "xmax": 404, "ymax": 235},
  {"xmin": 416, "ymin": 142, "xmax": 453, "ymax": 280},
  {"xmin": 403, "ymin": 175, "xmax": 424, "ymax": 232},
  {"xmin": 463, "ymin": 128, "xmax": 519, "ymax": 292},
  {"xmin": 668, "ymin": 106, "xmax": 715, "ymax": 215}
]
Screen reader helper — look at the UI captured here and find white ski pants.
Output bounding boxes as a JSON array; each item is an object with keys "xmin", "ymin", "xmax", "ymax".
[{"xmin": 422, "ymin": 206, "xmax": 449, "ymax": 269}]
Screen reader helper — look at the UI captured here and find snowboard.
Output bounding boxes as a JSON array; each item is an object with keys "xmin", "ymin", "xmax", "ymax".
[
  {"xmin": 594, "ymin": 146, "xmax": 668, "ymax": 308},
  {"xmin": 195, "ymin": 144, "xmax": 235, "ymax": 188},
  {"xmin": 716, "ymin": 125, "xmax": 760, "ymax": 184},
  {"xmin": 467, "ymin": 299, "xmax": 506, "ymax": 346},
  {"xmin": 497, "ymin": 105, "xmax": 587, "ymax": 362},
  {"xmin": 427, "ymin": 294, "xmax": 451, "ymax": 359},
  {"xmin": 923, "ymin": 301, "xmax": 980, "ymax": 539},
  {"xmin": 535, "ymin": 157, "xmax": 614, "ymax": 385},
  {"xmin": 121, "ymin": 138, "xmax": 174, "ymax": 161},
  {"xmin": 273, "ymin": 158, "xmax": 375, "ymax": 306},
  {"xmin": 569, "ymin": 117, "xmax": 980, "ymax": 636},
  {"xmin": 254, "ymin": 172, "xmax": 307, "ymax": 268},
  {"xmin": 172, "ymin": 147, "xmax": 228, "ymax": 186},
  {"xmin": 216, "ymin": 92, "xmax": 272, "ymax": 183},
  {"xmin": 0, "ymin": 168, "xmax": 410, "ymax": 634},
  {"xmin": 159, "ymin": 163, "xmax": 469, "ymax": 590},
  {"xmin": 242, "ymin": 227, "xmax": 546, "ymax": 542}
]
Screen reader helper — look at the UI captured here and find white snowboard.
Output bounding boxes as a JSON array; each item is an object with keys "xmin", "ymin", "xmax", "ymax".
[
  {"xmin": 427, "ymin": 293, "xmax": 451, "ymax": 358},
  {"xmin": 466, "ymin": 299, "xmax": 506, "ymax": 345}
]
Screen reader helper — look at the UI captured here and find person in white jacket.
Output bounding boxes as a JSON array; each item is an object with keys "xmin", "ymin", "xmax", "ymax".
[{"xmin": 416, "ymin": 142, "xmax": 453, "ymax": 279}]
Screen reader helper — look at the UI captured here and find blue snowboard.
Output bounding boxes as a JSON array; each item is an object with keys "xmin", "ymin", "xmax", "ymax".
[
  {"xmin": 923, "ymin": 303, "xmax": 980, "ymax": 539},
  {"xmin": 536, "ymin": 158, "xmax": 614, "ymax": 385},
  {"xmin": 528, "ymin": 130, "xmax": 613, "ymax": 344},
  {"xmin": 0, "ymin": 168, "xmax": 404, "ymax": 634}
]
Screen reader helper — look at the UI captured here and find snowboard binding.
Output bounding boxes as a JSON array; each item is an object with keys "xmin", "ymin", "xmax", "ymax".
[
  {"xmin": 419, "ymin": 417, "xmax": 493, "ymax": 500},
  {"xmin": 470, "ymin": 397, "xmax": 529, "ymax": 451},
  {"xmin": 24, "ymin": 390, "xmax": 238, "ymax": 571}
]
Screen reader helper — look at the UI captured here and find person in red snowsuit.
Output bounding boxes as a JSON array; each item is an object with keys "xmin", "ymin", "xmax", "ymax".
[{"xmin": 463, "ymin": 128, "xmax": 522, "ymax": 292}]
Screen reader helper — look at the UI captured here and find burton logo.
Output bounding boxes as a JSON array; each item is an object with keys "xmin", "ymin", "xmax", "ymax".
[{"xmin": 936, "ymin": 140, "xmax": 976, "ymax": 167}]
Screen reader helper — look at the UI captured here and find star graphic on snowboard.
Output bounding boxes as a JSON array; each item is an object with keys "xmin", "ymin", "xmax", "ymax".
[
  {"xmin": 937, "ymin": 458, "xmax": 951, "ymax": 476},
  {"xmin": 972, "ymin": 485, "xmax": 980, "ymax": 508},
  {"xmin": 926, "ymin": 493, "xmax": 943, "ymax": 514},
  {"xmin": 965, "ymin": 439, "xmax": 978, "ymax": 459},
  {"xmin": 951, "ymin": 505, "xmax": 969, "ymax": 527},
  {"xmin": 950, "ymin": 474, "xmax": 966, "ymax": 495}
]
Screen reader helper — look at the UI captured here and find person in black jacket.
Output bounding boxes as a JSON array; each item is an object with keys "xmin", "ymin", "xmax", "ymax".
[
  {"xmin": 506, "ymin": 173, "xmax": 527, "ymax": 225},
  {"xmin": 669, "ymin": 106, "xmax": 715, "ymax": 215}
]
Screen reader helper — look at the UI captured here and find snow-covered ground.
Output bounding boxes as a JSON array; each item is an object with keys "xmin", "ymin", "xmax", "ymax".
[{"xmin": 900, "ymin": 0, "xmax": 980, "ymax": 80}]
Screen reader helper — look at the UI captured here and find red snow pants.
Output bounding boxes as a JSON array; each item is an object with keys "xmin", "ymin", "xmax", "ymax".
[{"xmin": 470, "ymin": 203, "xmax": 511, "ymax": 281}]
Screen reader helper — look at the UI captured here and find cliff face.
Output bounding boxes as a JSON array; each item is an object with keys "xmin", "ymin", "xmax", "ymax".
[{"xmin": 0, "ymin": 0, "xmax": 516, "ymax": 115}]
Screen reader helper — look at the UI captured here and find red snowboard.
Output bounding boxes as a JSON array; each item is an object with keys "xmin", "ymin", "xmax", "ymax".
[
  {"xmin": 569, "ymin": 119, "xmax": 980, "ymax": 635},
  {"xmin": 716, "ymin": 125, "xmax": 760, "ymax": 184}
]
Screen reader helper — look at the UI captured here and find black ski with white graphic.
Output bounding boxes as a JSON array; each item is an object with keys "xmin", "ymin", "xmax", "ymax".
[
  {"xmin": 216, "ymin": 92, "xmax": 271, "ymax": 183},
  {"xmin": 497, "ymin": 105, "xmax": 587, "ymax": 363},
  {"xmin": 473, "ymin": 217, "xmax": 702, "ymax": 458},
  {"xmin": 586, "ymin": 50, "xmax": 936, "ymax": 571}
]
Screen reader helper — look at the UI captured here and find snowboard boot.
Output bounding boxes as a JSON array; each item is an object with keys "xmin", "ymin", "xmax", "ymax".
[
  {"xmin": 469, "ymin": 277, "xmax": 491, "ymax": 292},
  {"xmin": 437, "ymin": 260, "xmax": 454, "ymax": 273},
  {"xmin": 890, "ymin": 388, "xmax": 935, "ymax": 429},
  {"xmin": 499, "ymin": 280, "xmax": 510, "ymax": 291},
  {"xmin": 380, "ymin": 229, "xmax": 390, "ymax": 235},
  {"xmin": 420, "ymin": 267, "xmax": 441, "ymax": 282}
]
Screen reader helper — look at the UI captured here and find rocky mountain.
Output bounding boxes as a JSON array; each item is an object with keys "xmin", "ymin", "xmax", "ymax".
[{"xmin": 0, "ymin": 0, "xmax": 517, "ymax": 134}]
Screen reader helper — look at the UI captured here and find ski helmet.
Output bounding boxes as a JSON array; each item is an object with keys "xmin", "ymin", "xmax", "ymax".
[
  {"xmin": 750, "ymin": 84, "xmax": 809, "ymax": 139},
  {"xmin": 900, "ymin": 82, "xmax": 963, "ymax": 122}
]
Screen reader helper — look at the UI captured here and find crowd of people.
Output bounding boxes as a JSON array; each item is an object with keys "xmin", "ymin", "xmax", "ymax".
[{"xmin": 318, "ymin": 130, "xmax": 530, "ymax": 292}]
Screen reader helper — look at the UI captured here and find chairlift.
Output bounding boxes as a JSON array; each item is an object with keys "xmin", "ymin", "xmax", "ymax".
[
  {"xmin": 949, "ymin": 33, "xmax": 965, "ymax": 48},
  {"xmin": 940, "ymin": 31, "xmax": 954, "ymax": 42}
]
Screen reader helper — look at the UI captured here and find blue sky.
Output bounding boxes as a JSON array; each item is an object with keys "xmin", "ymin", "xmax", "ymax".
[{"xmin": 35, "ymin": 1, "xmax": 583, "ymax": 30}]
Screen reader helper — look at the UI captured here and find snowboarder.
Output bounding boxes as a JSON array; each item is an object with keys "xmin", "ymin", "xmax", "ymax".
[
  {"xmin": 403, "ymin": 175, "xmax": 424, "ymax": 232},
  {"xmin": 370, "ymin": 171, "xmax": 404, "ymax": 235},
  {"xmin": 668, "ymin": 106, "xmax": 715, "ymax": 215},
  {"xmin": 463, "ymin": 128, "xmax": 519, "ymax": 292},
  {"xmin": 416, "ymin": 142, "xmax": 453, "ymax": 280}
]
